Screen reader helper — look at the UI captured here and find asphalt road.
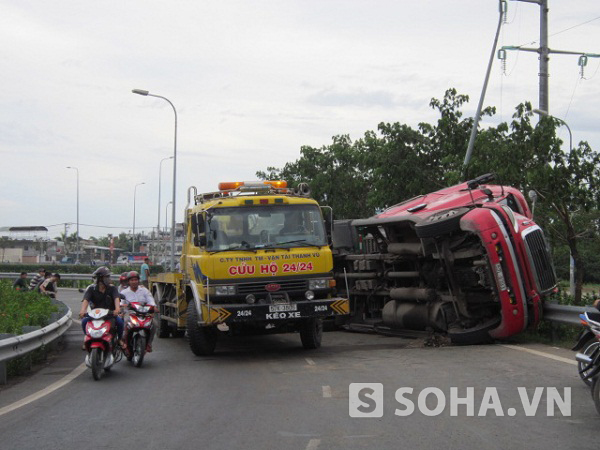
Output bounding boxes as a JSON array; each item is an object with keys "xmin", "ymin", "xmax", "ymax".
[{"xmin": 0, "ymin": 289, "xmax": 596, "ymax": 450}]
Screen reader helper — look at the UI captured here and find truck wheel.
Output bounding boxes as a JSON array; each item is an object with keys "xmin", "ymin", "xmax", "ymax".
[
  {"xmin": 415, "ymin": 207, "xmax": 471, "ymax": 238},
  {"xmin": 300, "ymin": 318, "xmax": 323, "ymax": 349},
  {"xmin": 157, "ymin": 315, "xmax": 171, "ymax": 338},
  {"xmin": 187, "ymin": 302, "xmax": 218, "ymax": 356},
  {"xmin": 172, "ymin": 329, "xmax": 186, "ymax": 338},
  {"xmin": 155, "ymin": 291, "xmax": 170, "ymax": 338}
]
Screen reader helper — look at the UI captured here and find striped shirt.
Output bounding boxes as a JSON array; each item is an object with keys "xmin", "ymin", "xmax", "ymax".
[{"xmin": 29, "ymin": 274, "xmax": 44, "ymax": 290}]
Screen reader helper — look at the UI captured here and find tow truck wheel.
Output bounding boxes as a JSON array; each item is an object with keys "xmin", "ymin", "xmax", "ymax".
[
  {"xmin": 187, "ymin": 302, "xmax": 218, "ymax": 356},
  {"xmin": 157, "ymin": 315, "xmax": 171, "ymax": 339},
  {"xmin": 300, "ymin": 318, "xmax": 323, "ymax": 349},
  {"xmin": 154, "ymin": 291, "xmax": 170, "ymax": 338}
]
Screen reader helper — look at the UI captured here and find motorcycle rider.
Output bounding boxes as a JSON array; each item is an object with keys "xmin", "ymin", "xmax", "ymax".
[
  {"xmin": 118, "ymin": 271, "xmax": 129, "ymax": 292},
  {"xmin": 120, "ymin": 271, "xmax": 157, "ymax": 353},
  {"xmin": 79, "ymin": 267, "xmax": 124, "ymax": 348}
]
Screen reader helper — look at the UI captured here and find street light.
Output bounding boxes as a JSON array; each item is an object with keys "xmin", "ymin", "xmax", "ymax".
[
  {"xmin": 66, "ymin": 166, "xmax": 80, "ymax": 264},
  {"xmin": 164, "ymin": 201, "xmax": 173, "ymax": 263},
  {"xmin": 533, "ymin": 109, "xmax": 573, "ymax": 151},
  {"xmin": 133, "ymin": 182, "xmax": 146, "ymax": 252},
  {"xmin": 132, "ymin": 89, "xmax": 178, "ymax": 269},
  {"xmin": 165, "ymin": 201, "xmax": 173, "ymax": 234},
  {"xmin": 157, "ymin": 156, "xmax": 174, "ymax": 240},
  {"xmin": 533, "ymin": 108, "xmax": 575, "ymax": 296}
]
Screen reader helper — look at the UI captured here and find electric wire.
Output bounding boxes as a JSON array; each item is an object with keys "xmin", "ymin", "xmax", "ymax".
[{"xmin": 517, "ymin": 15, "xmax": 600, "ymax": 48}]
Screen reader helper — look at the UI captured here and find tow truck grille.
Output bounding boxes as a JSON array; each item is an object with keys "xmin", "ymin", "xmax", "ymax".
[
  {"xmin": 524, "ymin": 229, "xmax": 556, "ymax": 292},
  {"xmin": 236, "ymin": 280, "xmax": 308, "ymax": 294}
]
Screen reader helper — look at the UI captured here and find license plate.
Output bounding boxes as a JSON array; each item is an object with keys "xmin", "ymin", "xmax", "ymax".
[{"xmin": 269, "ymin": 304, "xmax": 298, "ymax": 313}]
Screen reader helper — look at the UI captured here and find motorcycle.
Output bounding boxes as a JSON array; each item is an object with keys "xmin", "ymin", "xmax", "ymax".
[
  {"xmin": 574, "ymin": 311, "xmax": 600, "ymax": 414},
  {"xmin": 573, "ymin": 311, "xmax": 600, "ymax": 386},
  {"xmin": 84, "ymin": 308, "xmax": 122, "ymax": 380},
  {"xmin": 124, "ymin": 302, "xmax": 155, "ymax": 368}
]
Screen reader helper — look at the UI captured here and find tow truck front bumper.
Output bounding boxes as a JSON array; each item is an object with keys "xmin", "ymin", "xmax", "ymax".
[{"xmin": 200, "ymin": 297, "xmax": 349, "ymax": 325}]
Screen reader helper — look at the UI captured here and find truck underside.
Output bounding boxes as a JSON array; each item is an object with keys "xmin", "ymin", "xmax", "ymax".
[{"xmin": 333, "ymin": 218, "xmax": 507, "ymax": 344}]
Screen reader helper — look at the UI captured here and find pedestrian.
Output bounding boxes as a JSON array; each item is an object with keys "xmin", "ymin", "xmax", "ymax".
[
  {"xmin": 13, "ymin": 272, "xmax": 29, "ymax": 291},
  {"xmin": 140, "ymin": 258, "xmax": 150, "ymax": 288},
  {"xmin": 29, "ymin": 268, "xmax": 46, "ymax": 291},
  {"xmin": 40, "ymin": 273, "xmax": 61, "ymax": 299}
]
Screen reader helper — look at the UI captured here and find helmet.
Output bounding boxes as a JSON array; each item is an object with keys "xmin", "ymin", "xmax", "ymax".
[
  {"xmin": 127, "ymin": 271, "xmax": 140, "ymax": 281},
  {"xmin": 119, "ymin": 272, "xmax": 128, "ymax": 284},
  {"xmin": 92, "ymin": 266, "xmax": 111, "ymax": 278}
]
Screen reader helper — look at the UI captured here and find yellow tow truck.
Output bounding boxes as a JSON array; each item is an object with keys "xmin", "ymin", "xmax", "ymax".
[{"xmin": 150, "ymin": 180, "xmax": 349, "ymax": 355}]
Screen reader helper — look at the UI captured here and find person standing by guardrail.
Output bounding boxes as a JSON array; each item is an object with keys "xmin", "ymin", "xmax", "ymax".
[
  {"xmin": 13, "ymin": 272, "xmax": 29, "ymax": 291},
  {"xmin": 40, "ymin": 273, "xmax": 61, "ymax": 299},
  {"xmin": 140, "ymin": 258, "xmax": 150, "ymax": 288},
  {"xmin": 28, "ymin": 267, "xmax": 45, "ymax": 290}
]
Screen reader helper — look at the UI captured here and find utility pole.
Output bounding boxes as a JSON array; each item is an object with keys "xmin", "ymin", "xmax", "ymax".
[
  {"xmin": 499, "ymin": 0, "xmax": 600, "ymax": 114},
  {"xmin": 463, "ymin": 0, "xmax": 506, "ymax": 172}
]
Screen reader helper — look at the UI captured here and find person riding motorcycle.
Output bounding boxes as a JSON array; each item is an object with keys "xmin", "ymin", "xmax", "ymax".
[
  {"xmin": 120, "ymin": 271, "xmax": 157, "ymax": 353},
  {"xmin": 118, "ymin": 271, "xmax": 129, "ymax": 292},
  {"xmin": 79, "ymin": 267, "xmax": 124, "ymax": 348}
]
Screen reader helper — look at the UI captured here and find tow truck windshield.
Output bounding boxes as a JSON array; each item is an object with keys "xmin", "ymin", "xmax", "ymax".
[{"xmin": 206, "ymin": 204, "xmax": 327, "ymax": 251}]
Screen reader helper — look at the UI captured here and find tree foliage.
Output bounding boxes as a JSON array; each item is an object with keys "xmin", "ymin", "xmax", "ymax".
[{"xmin": 257, "ymin": 88, "xmax": 600, "ymax": 302}]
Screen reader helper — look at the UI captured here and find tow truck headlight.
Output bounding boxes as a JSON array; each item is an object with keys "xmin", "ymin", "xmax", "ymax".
[
  {"xmin": 308, "ymin": 279, "xmax": 328, "ymax": 290},
  {"xmin": 305, "ymin": 290, "xmax": 315, "ymax": 300},
  {"xmin": 215, "ymin": 285, "xmax": 236, "ymax": 296},
  {"xmin": 245, "ymin": 294, "xmax": 256, "ymax": 304}
]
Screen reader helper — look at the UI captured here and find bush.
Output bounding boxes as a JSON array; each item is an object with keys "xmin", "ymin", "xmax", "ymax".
[{"xmin": 0, "ymin": 281, "xmax": 58, "ymax": 335}]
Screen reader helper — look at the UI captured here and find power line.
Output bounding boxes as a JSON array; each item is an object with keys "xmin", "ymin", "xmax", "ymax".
[{"xmin": 517, "ymin": 15, "xmax": 600, "ymax": 48}]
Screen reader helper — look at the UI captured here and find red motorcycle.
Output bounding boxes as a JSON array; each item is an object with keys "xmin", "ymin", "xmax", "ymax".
[
  {"xmin": 124, "ymin": 302, "xmax": 155, "ymax": 367},
  {"xmin": 84, "ymin": 308, "xmax": 121, "ymax": 380}
]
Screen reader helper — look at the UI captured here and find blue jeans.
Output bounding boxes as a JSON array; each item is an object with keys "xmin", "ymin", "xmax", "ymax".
[{"xmin": 82, "ymin": 316, "xmax": 124, "ymax": 340}]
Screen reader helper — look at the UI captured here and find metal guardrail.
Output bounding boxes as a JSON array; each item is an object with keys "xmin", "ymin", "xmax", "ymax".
[
  {"xmin": 543, "ymin": 302, "xmax": 594, "ymax": 326},
  {"xmin": 0, "ymin": 272, "xmax": 94, "ymax": 281},
  {"xmin": 0, "ymin": 301, "xmax": 72, "ymax": 384}
]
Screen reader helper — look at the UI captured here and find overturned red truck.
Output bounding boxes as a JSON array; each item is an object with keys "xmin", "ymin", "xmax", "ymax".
[{"xmin": 332, "ymin": 174, "xmax": 556, "ymax": 344}]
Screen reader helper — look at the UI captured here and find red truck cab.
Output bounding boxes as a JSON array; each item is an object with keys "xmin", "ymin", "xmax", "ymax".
[{"xmin": 334, "ymin": 174, "xmax": 556, "ymax": 343}]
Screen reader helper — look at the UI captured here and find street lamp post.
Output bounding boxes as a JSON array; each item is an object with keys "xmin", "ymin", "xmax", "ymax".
[
  {"xmin": 533, "ymin": 108, "xmax": 575, "ymax": 296},
  {"xmin": 157, "ymin": 156, "xmax": 174, "ymax": 240},
  {"xmin": 133, "ymin": 182, "xmax": 146, "ymax": 253},
  {"xmin": 533, "ymin": 109, "xmax": 573, "ymax": 151},
  {"xmin": 164, "ymin": 201, "xmax": 172, "ymax": 263},
  {"xmin": 132, "ymin": 89, "xmax": 178, "ymax": 269},
  {"xmin": 66, "ymin": 166, "xmax": 80, "ymax": 263}
]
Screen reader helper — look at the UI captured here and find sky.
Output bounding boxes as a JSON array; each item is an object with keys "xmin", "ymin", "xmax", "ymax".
[{"xmin": 1, "ymin": 0, "xmax": 599, "ymax": 240}]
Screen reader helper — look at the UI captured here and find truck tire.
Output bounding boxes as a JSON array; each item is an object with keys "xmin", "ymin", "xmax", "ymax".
[
  {"xmin": 415, "ymin": 207, "xmax": 471, "ymax": 238},
  {"xmin": 154, "ymin": 291, "xmax": 170, "ymax": 338},
  {"xmin": 300, "ymin": 318, "xmax": 323, "ymax": 349},
  {"xmin": 187, "ymin": 302, "xmax": 218, "ymax": 356},
  {"xmin": 157, "ymin": 316, "xmax": 171, "ymax": 339}
]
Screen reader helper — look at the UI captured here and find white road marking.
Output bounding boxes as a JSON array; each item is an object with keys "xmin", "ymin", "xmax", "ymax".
[
  {"xmin": 501, "ymin": 344, "xmax": 577, "ymax": 366},
  {"xmin": 322, "ymin": 385, "xmax": 332, "ymax": 398},
  {"xmin": 0, "ymin": 362, "xmax": 87, "ymax": 417},
  {"xmin": 306, "ymin": 439, "xmax": 321, "ymax": 450},
  {"xmin": 305, "ymin": 358, "xmax": 316, "ymax": 366}
]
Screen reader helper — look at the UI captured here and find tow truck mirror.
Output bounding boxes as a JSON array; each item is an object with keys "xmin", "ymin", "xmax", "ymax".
[
  {"xmin": 191, "ymin": 214, "xmax": 207, "ymax": 247},
  {"xmin": 320, "ymin": 206, "xmax": 333, "ymax": 246}
]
